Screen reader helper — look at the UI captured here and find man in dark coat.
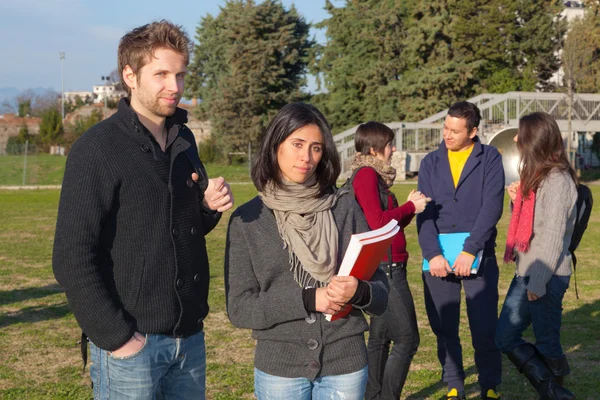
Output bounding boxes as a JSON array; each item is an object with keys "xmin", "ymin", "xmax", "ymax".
[
  {"xmin": 52, "ymin": 20, "xmax": 233, "ymax": 399},
  {"xmin": 417, "ymin": 101, "xmax": 504, "ymax": 400}
]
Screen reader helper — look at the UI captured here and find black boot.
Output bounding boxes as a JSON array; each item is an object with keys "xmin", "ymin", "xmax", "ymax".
[
  {"xmin": 506, "ymin": 344, "xmax": 575, "ymax": 400},
  {"xmin": 543, "ymin": 355, "xmax": 571, "ymax": 386}
]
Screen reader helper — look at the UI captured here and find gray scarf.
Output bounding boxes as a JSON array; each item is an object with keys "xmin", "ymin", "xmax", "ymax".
[{"xmin": 259, "ymin": 177, "xmax": 343, "ymax": 288}]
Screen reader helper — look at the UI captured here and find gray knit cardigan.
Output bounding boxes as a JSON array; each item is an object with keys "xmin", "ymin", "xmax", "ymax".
[
  {"xmin": 225, "ymin": 190, "xmax": 389, "ymax": 380},
  {"xmin": 515, "ymin": 169, "xmax": 577, "ymax": 297}
]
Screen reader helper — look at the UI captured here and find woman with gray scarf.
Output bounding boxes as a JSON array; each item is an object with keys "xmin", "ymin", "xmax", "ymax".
[{"xmin": 225, "ymin": 103, "xmax": 389, "ymax": 399}]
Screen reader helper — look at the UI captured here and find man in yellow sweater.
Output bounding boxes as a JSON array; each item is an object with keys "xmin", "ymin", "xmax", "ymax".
[{"xmin": 417, "ymin": 101, "xmax": 505, "ymax": 400}]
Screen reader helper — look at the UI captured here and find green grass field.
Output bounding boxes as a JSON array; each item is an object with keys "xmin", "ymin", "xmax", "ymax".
[
  {"xmin": 0, "ymin": 155, "xmax": 253, "ymax": 186},
  {"xmin": 0, "ymin": 173, "xmax": 599, "ymax": 398}
]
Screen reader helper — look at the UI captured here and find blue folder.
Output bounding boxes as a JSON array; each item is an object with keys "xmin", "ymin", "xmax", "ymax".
[{"xmin": 422, "ymin": 232, "xmax": 482, "ymax": 274}]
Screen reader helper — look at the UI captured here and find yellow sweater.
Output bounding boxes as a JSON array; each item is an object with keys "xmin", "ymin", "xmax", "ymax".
[
  {"xmin": 448, "ymin": 143, "xmax": 474, "ymax": 188},
  {"xmin": 448, "ymin": 143, "xmax": 475, "ymax": 258}
]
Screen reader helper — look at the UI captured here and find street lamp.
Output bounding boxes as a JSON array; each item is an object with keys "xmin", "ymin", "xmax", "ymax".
[
  {"xmin": 59, "ymin": 52, "xmax": 65, "ymax": 120},
  {"xmin": 101, "ymin": 75, "xmax": 111, "ymax": 109}
]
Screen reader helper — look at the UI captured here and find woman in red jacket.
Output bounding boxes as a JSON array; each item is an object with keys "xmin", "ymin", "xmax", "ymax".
[{"xmin": 351, "ymin": 122, "xmax": 429, "ymax": 399}]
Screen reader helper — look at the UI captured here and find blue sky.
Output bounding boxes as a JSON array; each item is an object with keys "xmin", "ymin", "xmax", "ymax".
[{"xmin": 0, "ymin": 0, "xmax": 340, "ymax": 94}]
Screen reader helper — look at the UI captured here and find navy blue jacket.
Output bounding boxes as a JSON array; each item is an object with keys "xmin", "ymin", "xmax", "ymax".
[{"xmin": 417, "ymin": 137, "xmax": 505, "ymax": 262}]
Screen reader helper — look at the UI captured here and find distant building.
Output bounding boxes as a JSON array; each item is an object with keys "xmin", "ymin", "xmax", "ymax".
[
  {"xmin": 92, "ymin": 84, "xmax": 126, "ymax": 104},
  {"xmin": 563, "ymin": 1, "xmax": 585, "ymax": 22},
  {"xmin": 64, "ymin": 91, "xmax": 93, "ymax": 104}
]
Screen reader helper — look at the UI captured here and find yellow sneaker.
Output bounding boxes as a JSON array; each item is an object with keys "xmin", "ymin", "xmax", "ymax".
[
  {"xmin": 447, "ymin": 388, "xmax": 466, "ymax": 400},
  {"xmin": 482, "ymin": 389, "xmax": 500, "ymax": 399}
]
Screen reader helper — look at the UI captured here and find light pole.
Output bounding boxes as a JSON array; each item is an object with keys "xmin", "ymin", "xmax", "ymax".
[
  {"xmin": 59, "ymin": 52, "xmax": 65, "ymax": 120},
  {"xmin": 101, "ymin": 75, "xmax": 111, "ymax": 112}
]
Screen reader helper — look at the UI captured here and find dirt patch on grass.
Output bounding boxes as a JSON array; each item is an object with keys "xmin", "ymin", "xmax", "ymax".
[{"xmin": 204, "ymin": 311, "xmax": 255, "ymax": 365}]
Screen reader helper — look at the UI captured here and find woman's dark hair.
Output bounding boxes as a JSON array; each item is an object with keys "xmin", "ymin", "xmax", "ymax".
[
  {"xmin": 517, "ymin": 112, "xmax": 577, "ymax": 197},
  {"xmin": 251, "ymin": 102, "xmax": 340, "ymax": 196},
  {"xmin": 354, "ymin": 121, "xmax": 395, "ymax": 154}
]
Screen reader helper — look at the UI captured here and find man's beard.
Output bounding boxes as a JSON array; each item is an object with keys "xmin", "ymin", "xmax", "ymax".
[{"xmin": 145, "ymin": 96, "xmax": 180, "ymax": 117}]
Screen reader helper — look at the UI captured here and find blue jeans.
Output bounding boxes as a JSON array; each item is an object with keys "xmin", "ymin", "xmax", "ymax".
[
  {"xmin": 90, "ymin": 331, "xmax": 206, "ymax": 400},
  {"xmin": 254, "ymin": 366, "xmax": 368, "ymax": 400},
  {"xmin": 496, "ymin": 274, "xmax": 570, "ymax": 359}
]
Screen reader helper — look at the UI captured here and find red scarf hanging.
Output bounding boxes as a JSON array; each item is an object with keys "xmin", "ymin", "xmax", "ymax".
[{"xmin": 503, "ymin": 185, "xmax": 536, "ymax": 263}]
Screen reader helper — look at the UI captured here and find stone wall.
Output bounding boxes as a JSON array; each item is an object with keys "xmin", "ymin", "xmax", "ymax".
[{"xmin": 0, "ymin": 114, "xmax": 40, "ymax": 155}]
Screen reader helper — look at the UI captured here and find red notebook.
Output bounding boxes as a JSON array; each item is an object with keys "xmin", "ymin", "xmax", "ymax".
[{"xmin": 325, "ymin": 219, "xmax": 399, "ymax": 321}]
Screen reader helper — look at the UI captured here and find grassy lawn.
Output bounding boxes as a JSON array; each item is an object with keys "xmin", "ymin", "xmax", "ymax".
[
  {"xmin": 0, "ymin": 154, "xmax": 252, "ymax": 186},
  {"xmin": 0, "ymin": 181, "xmax": 598, "ymax": 399}
]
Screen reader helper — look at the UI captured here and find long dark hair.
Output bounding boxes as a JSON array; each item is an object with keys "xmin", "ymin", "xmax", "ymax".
[
  {"xmin": 517, "ymin": 112, "xmax": 577, "ymax": 197},
  {"xmin": 251, "ymin": 103, "xmax": 340, "ymax": 196}
]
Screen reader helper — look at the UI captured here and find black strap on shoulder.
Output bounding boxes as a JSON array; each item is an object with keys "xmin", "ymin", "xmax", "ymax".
[
  {"xmin": 347, "ymin": 166, "xmax": 393, "ymax": 268},
  {"xmin": 346, "ymin": 166, "xmax": 389, "ymax": 210},
  {"xmin": 80, "ymin": 331, "xmax": 88, "ymax": 372},
  {"xmin": 571, "ymin": 251, "xmax": 579, "ymax": 300}
]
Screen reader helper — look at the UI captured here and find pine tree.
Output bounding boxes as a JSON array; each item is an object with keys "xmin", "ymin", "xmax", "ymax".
[
  {"xmin": 563, "ymin": 1, "xmax": 600, "ymax": 92},
  {"xmin": 316, "ymin": 0, "xmax": 415, "ymax": 130},
  {"xmin": 397, "ymin": 0, "xmax": 484, "ymax": 120},
  {"xmin": 187, "ymin": 0, "xmax": 313, "ymax": 153},
  {"xmin": 38, "ymin": 109, "xmax": 64, "ymax": 147}
]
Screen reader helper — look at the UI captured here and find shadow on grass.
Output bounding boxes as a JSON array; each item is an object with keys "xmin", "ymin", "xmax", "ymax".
[
  {"xmin": 405, "ymin": 297, "xmax": 599, "ymax": 400},
  {"xmin": 0, "ymin": 283, "xmax": 63, "ymax": 307},
  {"xmin": 0, "ymin": 302, "xmax": 71, "ymax": 329}
]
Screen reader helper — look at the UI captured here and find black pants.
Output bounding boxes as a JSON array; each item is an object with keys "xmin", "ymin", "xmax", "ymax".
[
  {"xmin": 365, "ymin": 262, "xmax": 420, "ymax": 400},
  {"xmin": 422, "ymin": 251, "xmax": 501, "ymax": 393}
]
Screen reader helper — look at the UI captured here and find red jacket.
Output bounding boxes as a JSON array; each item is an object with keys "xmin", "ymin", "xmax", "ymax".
[{"xmin": 352, "ymin": 167, "xmax": 416, "ymax": 263}]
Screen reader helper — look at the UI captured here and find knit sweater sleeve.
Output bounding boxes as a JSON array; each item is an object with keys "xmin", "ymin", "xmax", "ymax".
[
  {"xmin": 52, "ymin": 137, "xmax": 136, "ymax": 351},
  {"xmin": 525, "ymin": 172, "xmax": 573, "ymax": 297},
  {"xmin": 225, "ymin": 211, "xmax": 309, "ymax": 330},
  {"xmin": 417, "ymin": 156, "xmax": 442, "ymax": 261},
  {"xmin": 352, "ymin": 167, "xmax": 415, "ymax": 230}
]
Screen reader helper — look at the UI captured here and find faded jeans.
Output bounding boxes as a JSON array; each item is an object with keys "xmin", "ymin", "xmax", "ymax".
[
  {"xmin": 496, "ymin": 274, "xmax": 570, "ymax": 359},
  {"xmin": 254, "ymin": 366, "xmax": 368, "ymax": 400},
  {"xmin": 90, "ymin": 331, "xmax": 206, "ymax": 400}
]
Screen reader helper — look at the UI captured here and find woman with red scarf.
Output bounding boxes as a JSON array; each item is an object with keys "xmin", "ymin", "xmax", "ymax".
[{"xmin": 495, "ymin": 112, "xmax": 577, "ymax": 400}]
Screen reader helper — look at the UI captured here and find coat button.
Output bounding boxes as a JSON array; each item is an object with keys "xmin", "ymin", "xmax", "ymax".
[
  {"xmin": 172, "ymin": 228, "xmax": 179, "ymax": 237},
  {"xmin": 307, "ymin": 339, "xmax": 319, "ymax": 350},
  {"xmin": 176, "ymin": 278, "xmax": 184, "ymax": 288},
  {"xmin": 307, "ymin": 360, "xmax": 321, "ymax": 371},
  {"xmin": 186, "ymin": 178, "xmax": 194, "ymax": 188},
  {"xmin": 191, "ymin": 226, "xmax": 197, "ymax": 236},
  {"xmin": 452, "ymin": 223, "xmax": 456, "ymax": 228},
  {"xmin": 193, "ymin": 274, "xmax": 200, "ymax": 283},
  {"xmin": 305, "ymin": 313, "xmax": 316, "ymax": 324},
  {"xmin": 141, "ymin": 144, "xmax": 150, "ymax": 152}
]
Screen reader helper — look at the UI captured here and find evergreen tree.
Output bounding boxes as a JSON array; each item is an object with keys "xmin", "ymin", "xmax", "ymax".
[
  {"xmin": 316, "ymin": 0, "xmax": 415, "ymax": 130},
  {"xmin": 38, "ymin": 108, "xmax": 64, "ymax": 146},
  {"xmin": 187, "ymin": 0, "xmax": 313, "ymax": 153},
  {"xmin": 563, "ymin": 2, "xmax": 600, "ymax": 92}
]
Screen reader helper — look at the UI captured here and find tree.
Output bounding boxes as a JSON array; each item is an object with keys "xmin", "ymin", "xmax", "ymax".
[
  {"xmin": 38, "ymin": 108, "xmax": 64, "ymax": 147},
  {"xmin": 562, "ymin": 5, "xmax": 600, "ymax": 93},
  {"xmin": 18, "ymin": 98, "xmax": 32, "ymax": 117},
  {"xmin": 314, "ymin": 0, "xmax": 565, "ymax": 126},
  {"xmin": 315, "ymin": 0, "xmax": 415, "ymax": 130},
  {"xmin": 187, "ymin": 0, "xmax": 314, "ymax": 152},
  {"xmin": 14, "ymin": 89, "xmax": 60, "ymax": 117}
]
